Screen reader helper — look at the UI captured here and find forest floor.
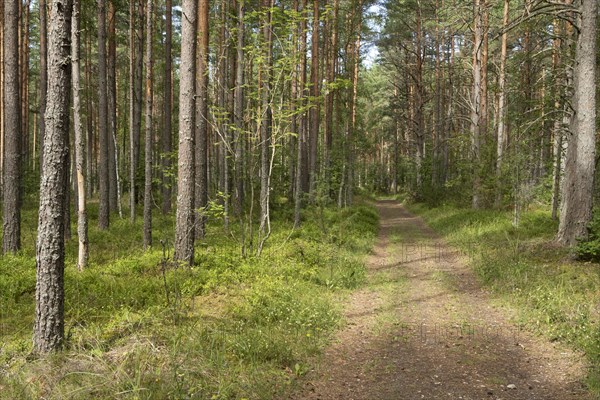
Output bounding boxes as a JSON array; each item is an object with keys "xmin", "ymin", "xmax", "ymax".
[{"xmin": 290, "ymin": 200, "xmax": 592, "ymax": 400}]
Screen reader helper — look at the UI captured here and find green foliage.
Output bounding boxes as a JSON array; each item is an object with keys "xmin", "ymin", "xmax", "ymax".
[
  {"xmin": 575, "ymin": 210, "xmax": 600, "ymax": 262},
  {"xmin": 407, "ymin": 203, "xmax": 600, "ymax": 395},
  {"xmin": 0, "ymin": 201, "xmax": 378, "ymax": 399}
]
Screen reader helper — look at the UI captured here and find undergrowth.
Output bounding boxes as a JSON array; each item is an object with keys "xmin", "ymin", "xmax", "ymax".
[
  {"xmin": 0, "ymin": 201, "xmax": 378, "ymax": 399},
  {"xmin": 406, "ymin": 203, "xmax": 600, "ymax": 395}
]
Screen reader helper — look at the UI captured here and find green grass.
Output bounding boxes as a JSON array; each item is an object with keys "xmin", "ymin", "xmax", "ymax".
[
  {"xmin": 406, "ymin": 202, "xmax": 600, "ymax": 395},
  {"xmin": 0, "ymin": 199, "xmax": 379, "ymax": 399}
]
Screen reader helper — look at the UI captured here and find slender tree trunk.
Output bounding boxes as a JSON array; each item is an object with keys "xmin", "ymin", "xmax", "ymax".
[
  {"xmin": 174, "ymin": 0, "xmax": 197, "ymax": 264},
  {"xmin": 194, "ymin": 0, "xmax": 209, "ymax": 240},
  {"xmin": 161, "ymin": 0, "xmax": 172, "ymax": 214},
  {"xmin": 34, "ymin": 0, "xmax": 72, "ymax": 353},
  {"xmin": 557, "ymin": 0, "xmax": 597, "ymax": 245},
  {"xmin": 21, "ymin": 1, "xmax": 30, "ymax": 168},
  {"xmin": 107, "ymin": 0, "xmax": 118, "ymax": 213},
  {"xmin": 494, "ymin": 0, "xmax": 509, "ymax": 208},
  {"xmin": 259, "ymin": 0, "xmax": 273, "ymax": 238},
  {"xmin": 97, "ymin": 0, "xmax": 110, "ymax": 229},
  {"xmin": 347, "ymin": 0, "xmax": 363, "ymax": 206},
  {"xmin": 38, "ymin": 0, "xmax": 47, "ymax": 171},
  {"xmin": 233, "ymin": 0, "xmax": 245, "ymax": 217},
  {"xmin": 2, "ymin": 0, "xmax": 21, "ymax": 253},
  {"xmin": 308, "ymin": 0, "xmax": 320, "ymax": 196},
  {"xmin": 470, "ymin": 0, "xmax": 483, "ymax": 209},
  {"xmin": 324, "ymin": 0, "xmax": 339, "ymax": 197},
  {"xmin": 143, "ymin": 0, "xmax": 153, "ymax": 249},
  {"xmin": 294, "ymin": 0, "xmax": 307, "ymax": 226},
  {"xmin": 71, "ymin": 0, "xmax": 87, "ymax": 270}
]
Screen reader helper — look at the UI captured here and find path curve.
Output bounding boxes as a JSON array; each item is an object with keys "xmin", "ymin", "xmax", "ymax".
[{"xmin": 290, "ymin": 200, "xmax": 590, "ymax": 400}]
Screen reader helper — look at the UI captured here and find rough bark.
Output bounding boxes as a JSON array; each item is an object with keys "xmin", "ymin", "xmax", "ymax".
[
  {"xmin": 143, "ymin": 0, "xmax": 153, "ymax": 249},
  {"xmin": 557, "ymin": 0, "xmax": 597, "ymax": 246},
  {"xmin": 97, "ymin": 0, "xmax": 110, "ymax": 229},
  {"xmin": 34, "ymin": 0, "xmax": 72, "ymax": 353},
  {"xmin": 174, "ymin": 0, "xmax": 197, "ymax": 265},
  {"xmin": 2, "ymin": 0, "xmax": 21, "ymax": 253}
]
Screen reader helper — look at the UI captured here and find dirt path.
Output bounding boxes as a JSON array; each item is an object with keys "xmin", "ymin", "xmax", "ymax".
[{"xmin": 290, "ymin": 200, "xmax": 591, "ymax": 400}]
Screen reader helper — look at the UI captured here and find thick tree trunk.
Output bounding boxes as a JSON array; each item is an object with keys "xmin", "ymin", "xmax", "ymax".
[
  {"xmin": 71, "ymin": 0, "xmax": 87, "ymax": 271},
  {"xmin": 557, "ymin": 0, "xmax": 597, "ymax": 245},
  {"xmin": 194, "ymin": 0, "xmax": 209, "ymax": 240},
  {"xmin": 161, "ymin": 0, "xmax": 172, "ymax": 214},
  {"xmin": 97, "ymin": 0, "xmax": 110, "ymax": 229},
  {"xmin": 143, "ymin": 0, "xmax": 153, "ymax": 249},
  {"xmin": 174, "ymin": 0, "xmax": 197, "ymax": 265},
  {"xmin": 2, "ymin": 0, "xmax": 21, "ymax": 253},
  {"xmin": 34, "ymin": 0, "xmax": 72, "ymax": 353}
]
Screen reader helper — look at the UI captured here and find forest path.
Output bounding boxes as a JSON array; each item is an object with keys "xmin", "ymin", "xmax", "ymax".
[{"xmin": 289, "ymin": 200, "xmax": 591, "ymax": 400}]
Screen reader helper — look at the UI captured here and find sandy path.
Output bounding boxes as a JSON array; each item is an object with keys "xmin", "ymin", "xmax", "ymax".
[{"xmin": 289, "ymin": 200, "xmax": 591, "ymax": 400}]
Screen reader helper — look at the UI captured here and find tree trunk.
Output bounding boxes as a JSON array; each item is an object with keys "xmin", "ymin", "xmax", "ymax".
[
  {"xmin": 97, "ymin": 0, "xmax": 110, "ymax": 229},
  {"xmin": 108, "ymin": 0, "xmax": 118, "ymax": 213},
  {"xmin": 259, "ymin": 0, "xmax": 273, "ymax": 239},
  {"xmin": 161, "ymin": 0, "xmax": 172, "ymax": 214},
  {"xmin": 2, "ymin": 0, "xmax": 21, "ymax": 253},
  {"xmin": 143, "ymin": 0, "xmax": 153, "ymax": 249},
  {"xmin": 557, "ymin": 0, "xmax": 597, "ymax": 245},
  {"xmin": 233, "ymin": 0, "xmax": 245, "ymax": 217},
  {"xmin": 294, "ymin": 0, "xmax": 308, "ymax": 226},
  {"xmin": 194, "ymin": 0, "xmax": 209, "ymax": 240},
  {"xmin": 174, "ymin": 0, "xmax": 197, "ymax": 265},
  {"xmin": 34, "ymin": 0, "xmax": 72, "ymax": 353},
  {"xmin": 71, "ymin": 0, "xmax": 87, "ymax": 270},
  {"xmin": 494, "ymin": 0, "xmax": 509, "ymax": 208},
  {"xmin": 38, "ymin": 0, "xmax": 47, "ymax": 171},
  {"xmin": 308, "ymin": 0, "xmax": 319, "ymax": 196},
  {"xmin": 470, "ymin": 0, "xmax": 483, "ymax": 209}
]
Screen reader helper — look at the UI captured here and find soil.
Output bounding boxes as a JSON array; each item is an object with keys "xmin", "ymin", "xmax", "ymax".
[{"xmin": 289, "ymin": 200, "xmax": 592, "ymax": 400}]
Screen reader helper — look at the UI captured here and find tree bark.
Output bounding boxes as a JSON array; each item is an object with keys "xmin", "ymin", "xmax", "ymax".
[
  {"xmin": 470, "ymin": 0, "xmax": 483, "ymax": 209},
  {"xmin": 71, "ymin": 0, "xmax": 87, "ymax": 270},
  {"xmin": 174, "ymin": 0, "xmax": 197, "ymax": 265},
  {"xmin": 34, "ymin": 0, "xmax": 72, "ymax": 353},
  {"xmin": 161, "ymin": 0, "xmax": 172, "ymax": 214},
  {"xmin": 494, "ymin": 0, "xmax": 509, "ymax": 208},
  {"xmin": 107, "ymin": 0, "xmax": 118, "ymax": 213},
  {"xmin": 2, "ymin": 0, "xmax": 21, "ymax": 253},
  {"xmin": 259, "ymin": 0, "xmax": 273, "ymax": 239},
  {"xmin": 557, "ymin": 0, "xmax": 597, "ymax": 245},
  {"xmin": 308, "ymin": 0, "xmax": 320, "ymax": 196},
  {"xmin": 143, "ymin": 0, "xmax": 153, "ymax": 249},
  {"xmin": 97, "ymin": 0, "xmax": 110, "ymax": 229},
  {"xmin": 233, "ymin": 0, "xmax": 245, "ymax": 217},
  {"xmin": 194, "ymin": 0, "xmax": 209, "ymax": 240}
]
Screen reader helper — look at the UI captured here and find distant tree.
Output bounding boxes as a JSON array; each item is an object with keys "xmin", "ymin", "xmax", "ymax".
[
  {"xmin": 97, "ymin": 0, "xmax": 110, "ymax": 229},
  {"xmin": 34, "ymin": 0, "xmax": 72, "ymax": 353},
  {"xmin": 143, "ymin": 0, "xmax": 153, "ymax": 248}
]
